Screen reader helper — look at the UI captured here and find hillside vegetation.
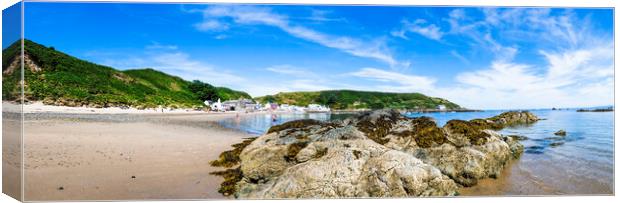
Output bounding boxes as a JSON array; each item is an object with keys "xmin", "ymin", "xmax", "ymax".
[
  {"xmin": 255, "ymin": 90, "xmax": 461, "ymax": 110},
  {"xmin": 2, "ymin": 39, "xmax": 251, "ymax": 108}
]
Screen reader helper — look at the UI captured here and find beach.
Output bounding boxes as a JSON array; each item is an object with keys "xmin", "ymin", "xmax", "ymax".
[{"xmin": 4, "ymin": 103, "xmax": 257, "ymax": 201}]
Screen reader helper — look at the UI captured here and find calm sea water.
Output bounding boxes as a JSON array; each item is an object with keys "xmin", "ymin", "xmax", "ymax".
[{"xmin": 219, "ymin": 110, "xmax": 614, "ymax": 195}]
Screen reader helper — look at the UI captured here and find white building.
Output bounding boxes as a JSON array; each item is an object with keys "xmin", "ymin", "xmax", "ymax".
[
  {"xmin": 209, "ymin": 99, "xmax": 225, "ymax": 112},
  {"xmin": 221, "ymin": 98, "xmax": 256, "ymax": 111},
  {"xmin": 306, "ymin": 104, "xmax": 330, "ymax": 112}
]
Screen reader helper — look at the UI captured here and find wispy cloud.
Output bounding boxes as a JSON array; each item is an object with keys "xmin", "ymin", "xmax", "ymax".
[
  {"xmin": 265, "ymin": 64, "xmax": 318, "ymax": 78},
  {"xmin": 350, "ymin": 67, "xmax": 437, "ymax": 92},
  {"xmin": 243, "ymin": 65, "xmax": 344, "ymax": 96},
  {"xmin": 214, "ymin": 34, "xmax": 227, "ymax": 40},
  {"xmin": 349, "ymin": 42, "xmax": 613, "ymax": 109},
  {"xmin": 392, "ymin": 19, "xmax": 444, "ymax": 41},
  {"xmin": 365, "ymin": 7, "xmax": 613, "ymax": 109},
  {"xmin": 93, "ymin": 46, "xmax": 245, "ymax": 87},
  {"xmin": 305, "ymin": 9, "xmax": 346, "ymax": 22},
  {"xmin": 450, "ymin": 50, "xmax": 470, "ymax": 64},
  {"xmin": 193, "ymin": 5, "xmax": 407, "ymax": 68},
  {"xmin": 443, "ymin": 8, "xmax": 602, "ymax": 57},
  {"xmin": 143, "ymin": 52, "xmax": 245, "ymax": 85},
  {"xmin": 194, "ymin": 19, "xmax": 229, "ymax": 32},
  {"xmin": 145, "ymin": 42, "xmax": 178, "ymax": 50}
]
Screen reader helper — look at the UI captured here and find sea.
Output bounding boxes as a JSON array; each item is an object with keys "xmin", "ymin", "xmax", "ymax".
[{"xmin": 219, "ymin": 109, "xmax": 614, "ymax": 195}]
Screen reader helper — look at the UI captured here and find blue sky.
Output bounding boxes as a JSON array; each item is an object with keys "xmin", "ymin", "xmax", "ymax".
[
  {"xmin": 2, "ymin": 2, "xmax": 21, "ymax": 49},
  {"xmin": 23, "ymin": 3, "xmax": 613, "ymax": 109}
]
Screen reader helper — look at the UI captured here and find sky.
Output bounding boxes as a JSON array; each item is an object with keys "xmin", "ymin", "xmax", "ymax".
[
  {"xmin": 2, "ymin": 2, "xmax": 21, "ymax": 49},
  {"xmin": 22, "ymin": 3, "xmax": 614, "ymax": 109}
]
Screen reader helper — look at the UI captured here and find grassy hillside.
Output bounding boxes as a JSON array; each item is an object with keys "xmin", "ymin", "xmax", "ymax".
[
  {"xmin": 2, "ymin": 39, "xmax": 251, "ymax": 108},
  {"xmin": 256, "ymin": 90, "xmax": 462, "ymax": 110}
]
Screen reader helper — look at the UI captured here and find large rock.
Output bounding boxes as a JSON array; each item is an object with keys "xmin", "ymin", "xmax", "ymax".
[{"xmin": 212, "ymin": 109, "xmax": 534, "ymax": 198}]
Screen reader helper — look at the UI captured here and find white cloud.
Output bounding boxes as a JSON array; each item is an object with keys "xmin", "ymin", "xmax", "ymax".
[
  {"xmin": 194, "ymin": 19, "xmax": 229, "ymax": 32},
  {"xmin": 442, "ymin": 8, "xmax": 573, "ymax": 63},
  {"xmin": 214, "ymin": 34, "xmax": 227, "ymax": 40},
  {"xmin": 95, "ymin": 47, "xmax": 245, "ymax": 87},
  {"xmin": 240, "ymin": 75, "xmax": 338, "ymax": 97},
  {"xmin": 393, "ymin": 19, "xmax": 444, "ymax": 41},
  {"xmin": 194, "ymin": 5, "xmax": 405, "ymax": 67},
  {"xmin": 350, "ymin": 68, "xmax": 437, "ymax": 92},
  {"xmin": 348, "ymin": 43, "xmax": 612, "ymax": 109},
  {"xmin": 145, "ymin": 42, "xmax": 178, "ymax": 50},
  {"xmin": 306, "ymin": 9, "xmax": 346, "ymax": 22},
  {"xmin": 456, "ymin": 62, "xmax": 541, "ymax": 92},
  {"xmin": 289, "ymin": 79, "xmax": 333, "ymax": 91},
  {"xmin": 146, "ymin": 52, "xmax": 245, "ymax": 85},
  {"xmin": 266, "ymin": 64, "xmax": 318, "ymax": 78},
  {"xmin": 450, "ymin": 50, "xmax": 469, "ymax": 64}
]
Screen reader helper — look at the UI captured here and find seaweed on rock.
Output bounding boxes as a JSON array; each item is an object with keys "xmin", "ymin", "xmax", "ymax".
[
  {"xmin": 209, "ymin": 167, "xmax": 243, "ymax": 196},
  {"xmin": 444, "ymin": 120, "xmax": 490, "ymax": 145},
  {"xmin": 267, "ymin": 119, "xmax": 322, "ymax": 134},
  {"xmin": 354, "ymin": 109, "xmax": 401, "ymax": 144},
  {"xmin": 395, "ymin": 117, "xmax": 447, "ymax": 148},
  {"xmin": 284, "ymin": 141, "xmax": 309, "ymax": 162},
  {"xmin": 210, "ymin": 137, "xmax": 257, "ymax": 168}
]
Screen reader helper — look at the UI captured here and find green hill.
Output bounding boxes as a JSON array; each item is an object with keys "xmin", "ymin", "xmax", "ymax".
[
  {"xmin": 255, "ymin": 90, "xmax": 462, "ymax": 110},
  {"xmin": 2, "ymin": 39, "xmax": 251, "ymax": 108}
]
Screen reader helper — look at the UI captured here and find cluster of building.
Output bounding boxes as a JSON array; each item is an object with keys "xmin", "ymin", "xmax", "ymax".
[{"xmin": 204, "ymin": 98, "xmax": 330, "ymax": 113}]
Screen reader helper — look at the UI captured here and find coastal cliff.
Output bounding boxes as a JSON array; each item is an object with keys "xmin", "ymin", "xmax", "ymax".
[{"xmin": 211, "ymin": 110, "xmax": 539, "ymax": 198}]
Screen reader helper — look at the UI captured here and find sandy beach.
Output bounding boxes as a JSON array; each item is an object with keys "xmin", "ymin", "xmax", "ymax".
[
  {"xmin": 3, "ymin": 103, "xmax": 257, "ymax": 201},
  {"xmin": 2, "ymin": 112, "xmax": 22, "ymax": 201}
]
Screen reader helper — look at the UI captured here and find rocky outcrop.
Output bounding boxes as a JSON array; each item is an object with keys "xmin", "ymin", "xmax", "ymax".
[
  {"xmin": 3, "ymin": 53, "xmax": 42, "ymax": 75},
  {"xmin": 211, "ymin": 109, "xmax": 537, "ymax": 198}
]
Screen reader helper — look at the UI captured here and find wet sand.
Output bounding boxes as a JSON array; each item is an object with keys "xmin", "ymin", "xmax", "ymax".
[
  {"xmin": 7, "ymin": 112, "xmax": 254, "ymax": 201},
  {"xmin": 458, "ymin": 161, "xmax": 561, "ymax": 196},
  {"xmin": 459, "ymin": 155, "xmax": 613, "ymax": 196}
]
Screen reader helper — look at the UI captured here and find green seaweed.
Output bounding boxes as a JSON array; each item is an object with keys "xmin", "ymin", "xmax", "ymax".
[
  {"xmin": 355, "ymin": 111, "xmax": 400, "ymax": 145},
  {"xmin": 267, "ymin": 119, "xmax": 322, "ymax": 134},
  {"xmin": 284, "ymin": 141, "xmax": 309, "ymax": 162},
  {"xmin": 209, "ymin": 167, "xmax": 243, "ymax": 196},
  {"xmin": 313, "ymin": 147, "xmax": 328, "ymax": 159},
  {"xmin": 507, "ymin": 135, "xmax": 528, "ymax": 141},
  {"xmin": 396, "ymin": 117, "xmax": 446, "ymax": 148},
  {"xmin": 209, "ymin": 137, "xmax": 257, "ymax": 168},
  {"xmin": 468, "ymin": 118, "xmax": 502, "ymax": 130},
  {"xmin": 444, "ymin": 120, "xmax": 489, "ymax": 145},
  {"xmin": 209, "ymin": 137, "xmax": 259, "ymax": 196}
]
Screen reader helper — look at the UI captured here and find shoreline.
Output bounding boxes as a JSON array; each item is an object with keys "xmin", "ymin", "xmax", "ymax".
[{"xmin": 5, "ymin": 101, "xmax": 482, "ymax": 115}]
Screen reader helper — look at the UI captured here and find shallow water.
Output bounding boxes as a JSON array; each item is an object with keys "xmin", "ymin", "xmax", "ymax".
[{"xmin": 219, "ymin": 110, "xmax": 614, "ymax": 195}]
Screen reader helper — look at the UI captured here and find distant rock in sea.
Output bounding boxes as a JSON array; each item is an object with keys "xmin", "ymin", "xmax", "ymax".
[
  {"xmin": 576, "ymin": 107, "xmax": 613, "ymax": 112},
  {"xmin": 211, "ymin": 109, "xmax": 539, "ymax": 198},
  {"xmin": 554, "ymin": 130, "xmax": 567, "ymax": 136}
]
